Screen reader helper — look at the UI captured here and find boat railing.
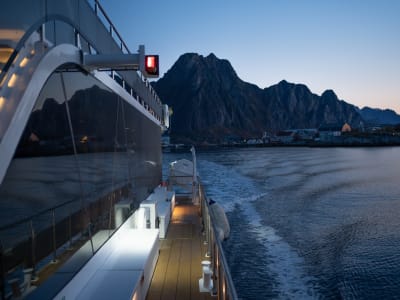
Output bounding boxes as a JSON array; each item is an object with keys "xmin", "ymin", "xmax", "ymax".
[
  {"xmin": 88, "ymin": 0, "xmax": 163, "ymax": 112},
  {"xmin": 92, "ymin": 0, "xmax": 130, "ymax": 55},
  {"xmin": 0, "ymin": 185, "xmax": 129, "ymax": 299},
  {"xmin": 199, "ymin": 181, "xmax": 238, "ymax": 300}
]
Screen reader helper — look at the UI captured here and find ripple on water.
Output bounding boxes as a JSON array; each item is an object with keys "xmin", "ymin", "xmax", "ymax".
[{"xmin": 164, "ymin": 148, "xmax": 400, "ymax": 299}]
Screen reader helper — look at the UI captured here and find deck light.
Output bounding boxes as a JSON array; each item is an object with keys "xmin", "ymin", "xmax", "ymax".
[{"xmin": 144, "ymin": 55, "xmax": 159, "ymax": 77}]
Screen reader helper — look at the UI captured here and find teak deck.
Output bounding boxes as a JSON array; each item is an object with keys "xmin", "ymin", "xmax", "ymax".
[{"xmin": 146, "ymin": 198, "xmax": 214, "ymax": 300}]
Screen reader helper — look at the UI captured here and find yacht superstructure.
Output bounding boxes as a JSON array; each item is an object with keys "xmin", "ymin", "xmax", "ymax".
[{"xmin": 0, "ymin": 1, "xmax": 237, "ymax": 299}]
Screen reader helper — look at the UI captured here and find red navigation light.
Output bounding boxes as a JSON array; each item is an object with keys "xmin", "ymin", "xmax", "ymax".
[{"xmin": 145, "ymin": 55, "xmax": 159, "ymax": 77}]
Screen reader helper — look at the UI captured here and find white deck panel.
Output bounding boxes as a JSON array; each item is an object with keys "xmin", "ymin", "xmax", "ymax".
[
  {"xmin": 54, "ymin": 229, "xmax": 159, "ymax": 300},
  {"xmin": 76, "ymin": 270, "xmax": 142, "ymax": 300},
  {"xmin": 102, "ymin": 230, "xmax": 160, "ymax": 270}
]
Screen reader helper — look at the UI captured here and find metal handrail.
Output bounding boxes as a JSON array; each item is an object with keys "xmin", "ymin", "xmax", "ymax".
[
  {"xmin": 0, "ymin": 199, "xmax": 79, "ymax": 232},
  {"xmin": 93, "ymin": 0, "xmax": 130, "ymax": 54},
  {"xmin": 200, "ymin": 181, "xmax": 238, "ymax": 300},
  {"xmin": 90, "ymin": 0, "xmax": 163, "ymax": 120}
]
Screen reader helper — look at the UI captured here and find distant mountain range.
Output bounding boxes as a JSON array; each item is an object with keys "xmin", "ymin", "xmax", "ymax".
[
  {"xmin": 153, "ymin": 53, "xmax": 399, "ymax": 143},
  {"xmin": 358, "ymin": 107, "xmax": 400, "ymax": 125}
]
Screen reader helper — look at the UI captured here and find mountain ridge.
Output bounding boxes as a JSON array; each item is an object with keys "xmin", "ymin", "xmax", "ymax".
[
  {"xmin": 358, "ymin": 106, "xmax": 400, "ymax": 125},
  {"xmin": 153, "ymin": 53, "xmax": 398, "ymax": 143}
]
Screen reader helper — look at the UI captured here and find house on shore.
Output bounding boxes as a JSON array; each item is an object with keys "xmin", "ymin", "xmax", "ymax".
[{"xmin": 318, "ymin": 122, "xmax": 352, "ymax": 141}]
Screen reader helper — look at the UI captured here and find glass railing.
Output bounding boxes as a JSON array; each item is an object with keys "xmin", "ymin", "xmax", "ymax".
[{"xmin": 0, "ymin": 185, "xmax": 129, "ymax": 299}]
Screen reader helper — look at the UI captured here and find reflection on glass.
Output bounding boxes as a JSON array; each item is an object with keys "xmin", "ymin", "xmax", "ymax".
[
  {"xmin": 0, "ymin": 28, "xmax": 25, "ymax": 72},
  {"xmin": 0, "ymin": 47, "xmax": 14, "ymax": 69},
  {"xmin": 0, "ymin": 66, "xmax": 161, "ymax": 251}
]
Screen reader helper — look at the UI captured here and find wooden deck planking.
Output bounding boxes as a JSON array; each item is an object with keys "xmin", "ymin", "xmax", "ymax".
[
  {"xmin": 176, "ymin": 238, "xmax": 191, "ymax": 300},
  {"xmin": 146, "ymin": 201, "xmax": 213, "ymax": 300}
]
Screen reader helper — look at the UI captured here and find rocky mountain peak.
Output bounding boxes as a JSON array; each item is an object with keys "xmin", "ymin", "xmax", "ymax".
[
  {"xmin": 153, "ymin": 53, "xmax": 364, "ymax": 143},
  {"xmin": 321, "ymin": 89, "xmax": 338, "ymax": 100},
  {"xmin": 278, "ymin": 79, "xmax": 290, "ymax": 86},
  {"xmin": 206, "ymin": 52, "xmax": 217, "ymax": 60}
]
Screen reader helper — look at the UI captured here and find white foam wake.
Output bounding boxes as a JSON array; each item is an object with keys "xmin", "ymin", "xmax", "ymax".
[
  {"xmin": 198, "ymin": 159, "xmax": 319, "ymax": 299},
  {"xmin": 239, "ymin": 194, "xmax": 318, "ymax": 299}
]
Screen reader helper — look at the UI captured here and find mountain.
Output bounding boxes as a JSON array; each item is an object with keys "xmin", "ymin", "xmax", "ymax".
[
  {"xmin": 17, "ymin": 86, "xmax": 126, "ymax": 156},
  {"xmin": 153, "ymin": 53, "xmax": 363, "ymax": 143},
  {"xmin": 358, "ymin": 107, "xmax": 400, "ymax": 125}
]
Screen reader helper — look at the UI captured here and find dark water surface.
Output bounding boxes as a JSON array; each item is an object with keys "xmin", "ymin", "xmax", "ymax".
[{"xmin": 164, "ymin": 147, "xmax": 400, "ymax": 299}]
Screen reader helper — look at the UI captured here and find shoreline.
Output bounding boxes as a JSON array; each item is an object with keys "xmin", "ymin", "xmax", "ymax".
[{"xmin": 164, "ymin": 140, "xmax": 400, "ymax": 152}]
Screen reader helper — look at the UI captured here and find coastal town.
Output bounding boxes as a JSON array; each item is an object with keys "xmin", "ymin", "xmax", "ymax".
[{"xmin": 163, "ymin": 122, "xmax": 400, "ymax": 149}]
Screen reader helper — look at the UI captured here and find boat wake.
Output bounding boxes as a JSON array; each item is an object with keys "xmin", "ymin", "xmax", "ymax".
[
  {"xmin": 199, "ymin": 159, "xmax": 319, "ymax": 299},
  {"xmin": 239, "ymin": 194, "xmax": 319, "ymax": 299}
]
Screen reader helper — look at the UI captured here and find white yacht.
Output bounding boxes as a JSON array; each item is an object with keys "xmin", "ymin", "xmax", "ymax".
[{"xmin": 0, "ymin": 1, "xmax": 237, "ymax": 299}]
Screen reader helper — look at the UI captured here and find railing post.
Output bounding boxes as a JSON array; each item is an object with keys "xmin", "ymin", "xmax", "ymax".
[
  {"xmin": 75, "ymin": 30, "xmax": 81, "ymax": 50},
  {"xmin": 204, "ymin": 204, "xmax": 210, "ymax": 253},
  {"xmin": 213, "ymin": 244, "xmax": 219, "ymax": 297},
  {"xmin": 0, "ymin": 241, "xmax": 5, "ymax": 300},
  {"xmin": 108, "ymin": 194, "xmax": 113, "ymax": 233},
  {"xmin": 207, "ymin": 213, "xmax": 212, "ymax": 257},
  {"xmin": 29, "ymin": 220, "xmax": 37, "ymax": 281},
  {"xmin": 68, "ymin": 213, "xmax": 73, "ymax": 250},
  {"xmin": 88, "ymin": 222, "xmax": 94, "ymax": 255},
  {"xmin": 51, "ymin": 210, "xmax": 57, "ymax": 263},
  {"xmin": 40, "ymin": 24, "xmax": 45, "ymax": 42}
]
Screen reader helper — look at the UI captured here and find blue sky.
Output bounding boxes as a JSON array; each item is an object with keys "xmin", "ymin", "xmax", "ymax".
[{"xmin": 100, "ymin": 0, "xmax": 400, "ymax": 113}]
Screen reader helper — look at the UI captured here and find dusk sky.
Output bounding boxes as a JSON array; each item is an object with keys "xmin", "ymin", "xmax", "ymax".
[{"xmin": 100, "ymin": 0, "xmax": 400, "ymax": 113}]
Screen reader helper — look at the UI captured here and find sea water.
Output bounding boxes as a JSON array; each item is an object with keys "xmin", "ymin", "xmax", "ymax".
[{"xmin": 163, "ymin": 147, "xmax": 400, "ymax": 299}]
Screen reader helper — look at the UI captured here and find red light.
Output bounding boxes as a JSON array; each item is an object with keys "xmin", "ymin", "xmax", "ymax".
[
  {"xmin": 145, "ymin": 55, "xmax": 159, "ymax": 76},
  {"xmin": 146, "ymin": 56, "xmax": 155, "ymax": 68}
]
